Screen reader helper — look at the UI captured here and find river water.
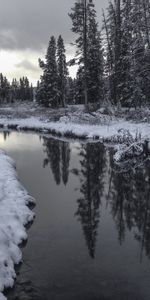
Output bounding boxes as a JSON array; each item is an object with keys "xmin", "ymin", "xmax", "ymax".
[{"xmin": 0, "ymin": 131, "xmax": 150, "ymax": 300}]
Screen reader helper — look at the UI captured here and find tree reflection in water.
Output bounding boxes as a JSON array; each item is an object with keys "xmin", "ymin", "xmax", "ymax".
[
  {"xmin": 3, "ymin": 130, "xmax": 11, "ymax": 141},
  {"xmin": 43, "ymin": 137, "xmax": 70, "ymax": 186},
  {"xmin": 75, "ymin": 143, "xmax": 106, "ymax": 258},
  {"xmin": 110, "ymin": 158, "xmax": 150, "ymax": 261},
  {"xmin": 42, "ymin": 137, "xmax": 150, "ymax": 261}
]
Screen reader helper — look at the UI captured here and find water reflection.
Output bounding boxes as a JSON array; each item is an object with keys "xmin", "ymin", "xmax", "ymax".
[
  {"xmin": 42, "ymin": 137, "xmax": 150, "ymax": 261},
  {"xmin": 0, "ymin": 130, "xmax": 11, "ymax": 142},
  {"xmin": 43, "ymin": 137, "xmax": 70, "ymax": 185},
  {"xmin": 75, "ymin": 143, "xmax": 106, "ymax": 258},
  {"xmin": 110, "ymin": 159, "xmax": 150, "ymax": 260},
  {"xmin": 1, "ymin": 132, "xmax": 150, "ymax": 300},
  {"xmin": 3, "ymin": 131, "xmax": 11, "ymax": 141}
]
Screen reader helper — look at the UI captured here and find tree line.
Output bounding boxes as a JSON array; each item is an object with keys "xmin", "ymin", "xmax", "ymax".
[
  {"xmin": 37, "ymin": 0, "xmax": 150, "ymax": 109},
  {"xmin": 0, "ymin": 74, "xmax": 34, "ymax": 103},
  {"xmin": 36, "ymin": 1, "xmax": 104, "ymax": 109},
  {"xmin": 0, "ymin": 0, "xmax": 149, "ymax": 109},
  {"xmin": 103, "ymin": 0, "xmax": 150, "ymax": 108}
]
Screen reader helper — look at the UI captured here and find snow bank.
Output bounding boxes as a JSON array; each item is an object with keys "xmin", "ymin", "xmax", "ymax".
[
  {"xmin": 0, "ymin": 116, "xmax": 150, "ymax": 141},
  {"xmin": 0, "ymin": 150, "xmax": 35, "ymax": 300}
]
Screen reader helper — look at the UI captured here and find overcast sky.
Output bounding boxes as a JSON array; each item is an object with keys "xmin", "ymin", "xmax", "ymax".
[{"xmin": 0, "ymin": 0, "xmax": 108, "ymax": 84}]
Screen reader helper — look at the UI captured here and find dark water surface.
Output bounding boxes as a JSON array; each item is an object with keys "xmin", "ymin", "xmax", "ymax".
[{"xmin": 0, "ymin": 131, "xmax": 150, "ymax": 300}]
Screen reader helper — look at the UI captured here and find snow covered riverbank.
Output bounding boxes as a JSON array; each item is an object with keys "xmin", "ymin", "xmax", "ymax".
[
  {"xmin": 0, "ymin": 102, "xmax": 150, "ymax": 166},
  {"xmin": 0, "ymin": 150, "xmax": 35, "ymax": 300},
  {"xmin": 0, "ymin": 116, "xmax": 150, "ymax": 143},
  {"xmin": 0, "ymin": 102, "xmax": 150, "ymax": 142}
]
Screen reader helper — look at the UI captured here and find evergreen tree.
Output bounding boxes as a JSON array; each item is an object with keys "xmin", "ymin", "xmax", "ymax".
[
  {"xmin": 12, "ymin": 78, "xmax": 19, "ymax": 101},
  {"xmin": 69, "ymin": 0, "xmax": 104, "ymax": 108},
  {"xmin": 0, "ymin": 74, "xmax": 10, "ymax": 103},
  {"xmin": 129, "ymin": 0, "xmax": 147, "ymax": 107},
  {"xmin": 36, "ymin": 78, "xmax": 46, "ymax": 105},
  {"xmin": 39, "ymin": 36, "xmax": 58, "ymax": 107},
  {"xmin": 69, "ymin": 0, "xmax": 87, "ymax": 101},
  {"xmin": 24, "ymin": 77, "xmax": 30, "ymax": 100},
  {"xmin": 87, "ymin": 3, "xmax": 104, "ymax": 106},
  {"xmin": 66, "ymin": 77, "xmax": 76, "ymax": 104},
  {"xmin": 75, "ymin": 67, "xmax": 85, "ymax": 104},
  {"xmin": 57, "ymin": 35, "xmax": 68, "ymax": 107},
  {"xmin": 30, "ymin": 84, "xmax": 34, "ymax": 101},
  {"xmin": 103, "ymin": 1, "xmax": 122, "ymax": 105},
  {"xmin": 118, "ymin": 0, "xmax": 132, "ymax": 106},
  {"xmin": 19, "ymin": 77, "xmax": 25, "ymax": 101}
]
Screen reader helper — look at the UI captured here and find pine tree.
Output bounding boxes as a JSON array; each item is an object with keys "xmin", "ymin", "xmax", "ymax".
[
  {"xmin": 69, "ymin": 0, "xmax": 104, "ymax": 108},
  {"xmin": 30, "ymin": 84, "xmax": 34, "ymax": 101},
  {"xmin": 75, "ymin": 67, "xmax": 85, "ymax": 104},
  {"xmin": 39, "ymin": 36, "xmax": 58, "ymax": 107},
  {"xmin": 118, "ymin": 0, "xmax": 132, "ymax": 106},
  {"xmin": 57, "ymin": 35, "xmax": 68, "ymax": 107},
  {"xmin": 12, "ymin": 79, "xmax": 19, "ymax": 101},
  {"xmin": 87, "ymin": 3, "xmax": 104, "ymax": 106},
  {"xmin": 103, "ymin": 1, "xmax": 122, "ymax": 105},
  {"xmin": 24, "ymin": 77, "xmax": 30, "ymax": 100},
  {"xmin": 66, "ymin": 77, "xmax": 76, "ymax": 104},
  {"xmin": 36, "ymin": 78, "xmax": 47, "ymax": 104},
  {"xmin": 128, "ymin": 0, "xmax": 146, "ymax": 107},
  {"xmin": 69, "ymin": 0, "xmax": 87, "ymax": 107},
  {"xmin": 0, "ymin": 74, "xmax": 10, "ymax": 103}
]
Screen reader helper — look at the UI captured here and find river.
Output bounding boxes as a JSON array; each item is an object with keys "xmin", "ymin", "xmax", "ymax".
[{"xmin": 0, "ymin": 131, "xmax": 150, "ymax": 300}]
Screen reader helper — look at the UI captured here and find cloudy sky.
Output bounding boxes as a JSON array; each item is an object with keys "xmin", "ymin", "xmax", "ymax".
[{"xmin": 0, "ymin": 0, "xmax": 108, "ymax": 85}]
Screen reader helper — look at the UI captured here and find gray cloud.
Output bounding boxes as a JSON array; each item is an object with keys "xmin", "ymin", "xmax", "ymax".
[
  {"xmin": 16, "ymin": 59, "xmax": 39, "ymax": 72},
  {"xmin": 0, "ymin": 0, "xmax": 108, "ymax": 51}
]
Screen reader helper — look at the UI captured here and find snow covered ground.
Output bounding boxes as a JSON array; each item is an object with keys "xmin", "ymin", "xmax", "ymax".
[{"xmin": 0, "ymin": 150, "xmax": 35, "ymax": 300}]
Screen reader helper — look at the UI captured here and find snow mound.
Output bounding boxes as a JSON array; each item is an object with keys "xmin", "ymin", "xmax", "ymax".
[{"xmin": 0, "ymin": 150, "xmax": 35, "ymax": 299}]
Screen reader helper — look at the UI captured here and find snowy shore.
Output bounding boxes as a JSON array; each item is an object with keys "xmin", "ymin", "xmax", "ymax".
[
  {"xmin": 0, "ymin": 102, "xmax": 150, "ymax": 164},
  {"xmin": 0, "ymin": 102, "xmax": 150, "ymax": 143},
  {"xmin": 0, "ymin": 115, "xmax": 150, "ymax": 142},
  {"xmin": 0, "ymin": 150, "xmax": 35, "ymax": 300}
]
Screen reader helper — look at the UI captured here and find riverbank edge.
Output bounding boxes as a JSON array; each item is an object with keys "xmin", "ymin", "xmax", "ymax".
[
  {"xmin": 0, "ymin": 116, "xmax": 150, "ymax": 143},
  {"xmin": 0, "ymin": 150, "xmax": 35, "ymax": 300}
]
